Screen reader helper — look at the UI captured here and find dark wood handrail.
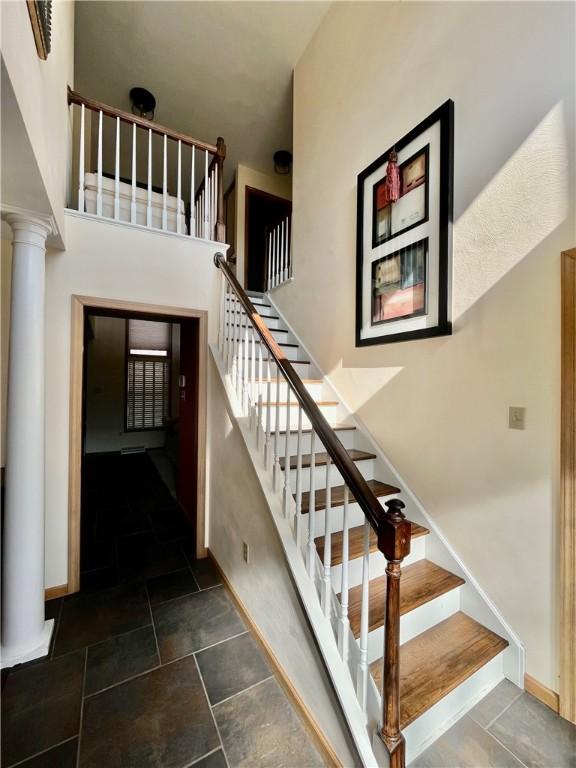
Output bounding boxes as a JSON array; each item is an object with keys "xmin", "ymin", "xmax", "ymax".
[
  {"xmin": 68, "ymin": 87, "xmax": 223, "ymax": 156},
  {"xmin": 214, "ymin": 253, "xmax": 410, "ymax": 557}
]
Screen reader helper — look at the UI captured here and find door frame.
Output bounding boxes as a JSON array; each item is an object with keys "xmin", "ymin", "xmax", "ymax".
[
  {"xmin": 243, "ymin": 185, "xmax": 291, "ymax": 289},
  {"xmin": 68, "ymin": 295, "xmax": 208, "ymax": 594},
  {"xmin": 560, "ymin": 247, "xmax": 576, "ymax": 723}
]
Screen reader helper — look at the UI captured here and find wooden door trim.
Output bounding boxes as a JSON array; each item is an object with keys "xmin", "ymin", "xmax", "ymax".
[
  {"xmin": 68, "ymin": 295, "xmax": 208, "ymax": 594},
  {"xmin": 560, "ymin": 247, "xmax": 576, "ymax": 723}
]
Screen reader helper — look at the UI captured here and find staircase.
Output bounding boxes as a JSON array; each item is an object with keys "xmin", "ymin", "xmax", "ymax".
[{"xmin": 212, "ymin": 257, "xmax": 524, "ymax": 767}]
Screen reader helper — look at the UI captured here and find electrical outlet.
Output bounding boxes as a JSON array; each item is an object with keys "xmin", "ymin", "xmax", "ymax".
[
  {"xmin": 508, "ymin": 406, "xmax": 526, "ymax": 430},
  {"xmin": 242, "ymin": 541, "xmax": 250, "ymax": 564}
]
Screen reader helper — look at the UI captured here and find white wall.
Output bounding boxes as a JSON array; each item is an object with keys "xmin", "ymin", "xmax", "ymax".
[
  {"xmin": 273, "ymin": 1, "xmax": 575, "ymax": 691},
  {"xmin": 84, "ymin": 315, "xmax": 171, "ymax": 455},
  {"xmin": 207, "ymin": 357, "xmax": 358, "ymax": 766},
  {"xmin": 0, "ymin": 241, "xmax": 13, "ymax": 468},
  {"xmin": 44, "ymin": 213, "xmax": 221, "ymax": 587},
  {"xmin": 234, "ymin": 164, "xmax": 292, "ymax": 286},
  {"xmin": 1, "ymin": 0, "xmax": 75, "ymax": 239}
]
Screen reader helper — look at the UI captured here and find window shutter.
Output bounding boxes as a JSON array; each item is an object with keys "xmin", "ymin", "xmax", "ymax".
[{"xmin": 126, "ymin": 357, "xmax": 170, "ymax": 430}]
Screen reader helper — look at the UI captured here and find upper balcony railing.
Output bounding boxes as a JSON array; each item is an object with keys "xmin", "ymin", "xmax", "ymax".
[{"xmin": 68, "ymin": 88, "xmax": 226, "ymax": 242}]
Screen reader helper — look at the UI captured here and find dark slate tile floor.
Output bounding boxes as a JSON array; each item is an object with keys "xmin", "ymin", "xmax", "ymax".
[{"xmin": 1, "ymin": 454, "xmax": 324, "ymax": 768}]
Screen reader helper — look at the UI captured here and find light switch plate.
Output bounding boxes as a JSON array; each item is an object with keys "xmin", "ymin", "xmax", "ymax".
[
  {"xmin": 509, "ymin": 406, "xmax": 526, "ymax": 430},
  {"xmin": 242, "ymin": 541, "xmax": 250, "ymax": 563}
]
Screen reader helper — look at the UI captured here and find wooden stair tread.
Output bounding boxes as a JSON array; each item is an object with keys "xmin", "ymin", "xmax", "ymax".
[
  {"xmin": 280, "ymin": 449, "xmax": 376, "ymax": 471},
  {"xmin": 316, "ymin": 520, "xmax": 429, "ymax": 566},
  {"xmin": 370, "ymin": 612, "xmax": 509, "ymax": 728},
  {"xmin": 345, "ymin": 559, "xmax": 465, "ymax": 637},
  {"xmin": 279, "ymin": 423, "xmax": 356, "ymax": 436},
  {"xmin": 264, "ymin": 400, "xmax": 338, "ymax": 408},
  {"xmin": 299, "ymin": 479, "xmax": 400, "ymax": 514}
]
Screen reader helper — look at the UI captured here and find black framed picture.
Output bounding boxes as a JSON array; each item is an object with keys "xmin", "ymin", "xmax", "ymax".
[{"xmin": 356, "ymin": 100, "xmax": 454, "ymax": 346}]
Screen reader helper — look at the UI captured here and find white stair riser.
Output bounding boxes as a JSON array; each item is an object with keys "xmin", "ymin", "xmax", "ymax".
[
  {"xmin": 246, "ymin": 345, "xmax": 307, "ymax": 362},
  {"xmin": 261, "ymin": 403, "xmax": 338, "ymax": 430},
  {"xmin": 226, "ymin": 315, "xmax": 284, "ymax": 330},
  {"xmin": 364, "ymin": 587, "xmax": 462, "ymax": 665},
  {"xmin": 225, "ymin": 325, "xmax": 290, "ymax": 344},
  {"xmin": 290, "ymin": 458, "xmax": 375, "ymax": 493},
  {"xmin": 403, "ymin": 653, "xmax": 505, "ymax": 765},
  {"xmin": 226, "ymin": 302, "xmax": 277, "ymax": 319},
  {"xmin": 329, "ymin": 535, "xmax": 427, "ymax": 590},
  {"xmin": 273, "ymin": 429, "xmax": 357, "ymax": 456},
  {"xmin": 265, "ymin": 381, "xmax": 325, "ymax": 402},
  {"xmin": 309, "ymin": 495, "xmax": 401, "ymax": 538}
]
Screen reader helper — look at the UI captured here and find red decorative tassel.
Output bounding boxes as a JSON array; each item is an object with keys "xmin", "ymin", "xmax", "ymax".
[{"xmin": 385, "ymin": 149, "xmax": 400, "ymax": 203}]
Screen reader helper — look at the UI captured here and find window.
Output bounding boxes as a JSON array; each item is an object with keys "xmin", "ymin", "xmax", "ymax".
[{"xmin": 126, "ymin": 319, "xmax": 171, "ymax": 430}]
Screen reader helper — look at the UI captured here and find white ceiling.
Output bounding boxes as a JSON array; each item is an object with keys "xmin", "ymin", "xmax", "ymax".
[{"xmin": 74, "ymin": 1, "xmax": 330, "ymax": 184}]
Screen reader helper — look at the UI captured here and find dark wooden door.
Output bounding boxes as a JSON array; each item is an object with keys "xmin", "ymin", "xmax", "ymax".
[
  {"xmin": 245, "ymin": 187, "xmax": 291, "ymax": 292},
  {"xmin": 177, "ymin": 319, "xmax": 199, "ymax": 539}
]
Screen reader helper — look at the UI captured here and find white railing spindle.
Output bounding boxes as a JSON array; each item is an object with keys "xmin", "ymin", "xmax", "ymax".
[
  {"xmin": 283, "ymin": 396, "xmax": 291, "ymax": 516},
  {"xmin": 162, "ymin": 134, "xmax": 168, "ymax": 230},
  {"xmin": 265, "ymin": 358, "xmax": 272, "ymax": 469},
  {"xmin": 322, "ymin": 456, "xmax": 332, "ymax": 617},
  {"xmin": 78, "ymin": 104, "xmax": 85, "ymax": 213},
  {"xmin": 176, "ymin": 140, "xmax": 182, "ymax": 234},
  {"xmin": 338, "ymin": 485, "xmax": 350, "ymax": 662},
  {"xmin": 357, "ymin": 519, "xmax": 370, "ymax": 713},
  {"xmin": 273, "ymin": 364, "xmax": 281, "ymax": 491},
  {"xmin": 114, "ymin": 117, "xmax": 120, "ymax": 220},
  {"xmin": 96, "ymin": 109, "xmax": 103, "ymax": 217},
  {"xmin": 257, "ymin": 342, "xmax": 263, "ymax": 449},
  {"xmin": 147, "ymin": 129, "xmax": 152, "ymax": 228},
  {"xmin": 294, "ymin": 405, "xmax": 303, "ymax": 548},
  {"xmin": 131, "ymin": 123, "xmax": 137, "ymax": 224},
  {"xmin": 306, "ymin": 430, "xmax": 317, "ymax": 579},
  {"xmin": 204, "ymin": 150, "xmax": 209, "ymax": 239},
  {"xmin": 190, "ymin": 146, "xmax": 195, "ymax": 237}
]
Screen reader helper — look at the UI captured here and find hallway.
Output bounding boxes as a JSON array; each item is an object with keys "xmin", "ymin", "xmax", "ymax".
[{"xmin": 1, "ymin": 455, "xmax": 325, "ymax": 768}]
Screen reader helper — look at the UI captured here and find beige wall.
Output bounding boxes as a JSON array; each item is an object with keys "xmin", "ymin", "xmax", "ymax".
[
  {"xmin": 207, "ymin": 357, "xmax": 358, "ymax": 766},
  {"xmin": 1, "ymin": 0, "xmax": 75, "ymax": 238},
  {"xmin": 44, "ymin": 213, "xmax": 221, "ymax": 587},
  {"xmin": 234, "ymin": 164, "xmax": 292, "ymax": 286},
  {"xmin": 273, "ymin": 1, "xmax": 575, "ymax": 691}
]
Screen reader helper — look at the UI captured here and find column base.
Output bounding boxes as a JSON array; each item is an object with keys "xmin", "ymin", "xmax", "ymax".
[{"xmin": 0, "ymin": 619, "xmax": 55, "ymax": 669}]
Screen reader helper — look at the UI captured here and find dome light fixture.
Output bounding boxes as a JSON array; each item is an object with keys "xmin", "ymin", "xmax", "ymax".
[
  {"xmin": 273, "ymin": 150, "xmax": 292, "ymax": 175},
  {"xmin": 129, "ymin": 87, "xmax": 156, "ymax": 120}
]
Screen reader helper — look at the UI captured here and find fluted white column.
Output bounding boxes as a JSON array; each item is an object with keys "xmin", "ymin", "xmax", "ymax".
[{"xmin": 1, "ymin": 213, "xmax": 53, "ymax": 669}]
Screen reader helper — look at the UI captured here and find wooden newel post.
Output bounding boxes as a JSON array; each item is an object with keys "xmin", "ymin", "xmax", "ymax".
[
  {"xmin": 215, "ymin": 136, "xmax": 226, "ymax": 243},
  {"xmin": 376, "ymin": 498, "xmax": 411, "ymax": 768}
]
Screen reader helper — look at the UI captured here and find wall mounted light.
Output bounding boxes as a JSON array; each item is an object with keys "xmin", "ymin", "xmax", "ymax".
[
  {"xmin": 273, "ymin": 150, "xmax": 292, "ymax": 175},
  {"xmin": 129, "ymin": 87, "xmax": 156, "ymax": 120}
]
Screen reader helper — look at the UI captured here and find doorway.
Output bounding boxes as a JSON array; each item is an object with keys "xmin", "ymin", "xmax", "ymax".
[
  {"xmin": 68, "ymin": 296, "xmax": 208, "ymax": 594},
  {"xmin": 244, "ymin": 186, "xmax": 291, "ymax": 292}
]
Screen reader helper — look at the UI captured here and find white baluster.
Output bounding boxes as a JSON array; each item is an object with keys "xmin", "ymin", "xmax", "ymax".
[
  {"xmin": 190, "ymin": 145, "xmax": 196, "ymax": 237},
  {"xmin": 322, "ymin": 457, "xmax": 332, "ymax": 617},
  {"xmin": 273, "ymin": 366, "xmax": 281, "ymax": 491},
  {"xmin": 204, "ymin": 150, "xmax": 209, "ymax": 239},
  {"xmin": 176, "ymin": 140, "xmax": 182, "ymax": 234},
  {"xmin": 243, "ymin": 324, "xmax": 250, "ymax": 414},
  {"xmin": 147, "ymin": 129, "xmax": 152, "ymax": 228},
  {"xmin": 231, "ymin": 295, "xmax": 238, "ymax": 388},
  {"xmin": 338, "ymin": 486, "xmax": 350, "ymax": 663},
  {"xmin": 250, "ymin": 328, "xmax": 256, "ymax": 431},
  {"xmin": 357, "ymin": 519, "xmax": 370, "ymax": 713},
  {"xmin": 266, "ymin": 231, "xmax": 271, "ymax": 291},
  {"xmin": 284, "ymin": 217, "xmax": 290, "ymax": 282},
  {"xmin": 306, "ymin": 431, "xmax": 317, "ymax": 579},
  {"xmin": 257, "ymin": 342, "xmax": 263, "ymax": 449},
  {"xmin": 131, "ymin": 123, "xmax": 137, "ymax": 224},
  {"xmin": 281, "ymin": 219, "xmax": 286, "ymax": 284},
  {"xmin": 162, "ymin": 134, "xmax": 168, "ymax": 230},
  {"xmin": 264, "ymin": 358, "xmax": 272, "ymax": 469},
  {"xmin": 237, "ymin": 307, "xmax": 243, "ymax": 400},
  {"xmin": 283, "ymin": 395, "xmax": 291, "ymax": 516},
  {"xmin": 96, "ymin": 109, "xmax": 103, "ymax": 217},
  {"xmin": 77, "ymin": 104, "xmax": 85, "ymax": 213},
  {"xmin": 113, "ymin": 117, "xmax": 120, "ymax": 220},
  {"xmin": 218, "ymin": 275, "xmax": 225, "ymax": 355},
  {"xmin": 294, "ymin": 405, "xmax": 304, "ymax": 549},
  {"xmin": 227, "ymin": 293, "xmax": 235, "ymax": 375},
  {"xmin": 212, "ymin": 167, "xmax": 217, "ymax": 238},
  {"xmin": 272, "ymin": 228, "xmax": 277, "ymax": 288},
  {"xmin": 289, "ymin": 216, "xmax": 293, "ymax": 278}
]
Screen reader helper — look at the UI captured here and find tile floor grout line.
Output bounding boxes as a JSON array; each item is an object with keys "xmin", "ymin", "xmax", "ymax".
[
  {"xmin": 52, "ymin": 621, "xmax": 154, "ymax": 660},
  {"xmin": 145, "ymin": 583, "xmax": 163, "ymax": 665},
  {"xmin": 148, "ymin": 581, "xmax": 224, "ymax": 610},
  {"xmin": 193, "ymin": 629, "xmax": 250, "ymax": 656},
  {"xmin": 75, "ymin": 646, "xmax": 89, "ymax": 768},
  {"xmin": 479, "ymin": 719, "xmax": 531, "ymax": 768},
  {"xmin": 482, "ymin": 689, "xmax": 525, "ymax": 731},
  {"xmin": 83, "ymin": 659, "xmax": 163, "ymax": 700},
  {"xmin": 182, "ymin": 745, "xmax": 223, "ymax": 768},
  {"xmin": 6, "ymin": 735, "xmax": 79, "ymax": 768},
  {"xmin": 210, "ymin": 674, "xmax": 275, "ymax": 709},
  {"xmin": 193, "ymin": 653, "xmax": 232, "ymax": 768}
]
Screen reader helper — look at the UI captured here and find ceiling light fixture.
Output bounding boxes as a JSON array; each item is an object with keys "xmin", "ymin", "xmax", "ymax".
[
  {"xmin": 129, "ymin": 87, "xmax": 156, "ymax": 120},
  {"xmin": 273, "ymin": 150, "xmax": 292, "ymax": 175}
]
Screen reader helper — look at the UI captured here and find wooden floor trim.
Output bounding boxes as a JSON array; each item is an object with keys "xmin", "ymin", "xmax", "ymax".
[
  {"xmin": 208, "ymin": 550, "xmax": 343, "ymax": 768},
  {"xmin": 560, "ymin": 247, "xmax": 576, "ymax": 724},
  {"xmin": 525, "ymin": 673, "xmax": 560, "ymax": 714},
  {"xmin": 45, "ymin": 584, "xmax": 69, "ymax": 601}
]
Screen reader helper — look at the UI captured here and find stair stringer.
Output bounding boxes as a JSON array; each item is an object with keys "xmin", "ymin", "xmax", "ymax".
[
  {"xmin": 266, "ymin": 292, "xmax": 526, "ymax": 690},
  {"xmin": 210, "ymin": 343, "xmax": 382, "ymax": 768}
]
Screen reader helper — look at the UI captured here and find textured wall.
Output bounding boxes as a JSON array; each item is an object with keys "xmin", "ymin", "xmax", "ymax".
[{"xmin": 273, "ymin": 1, "xmax": 575, "ymax": 690}]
